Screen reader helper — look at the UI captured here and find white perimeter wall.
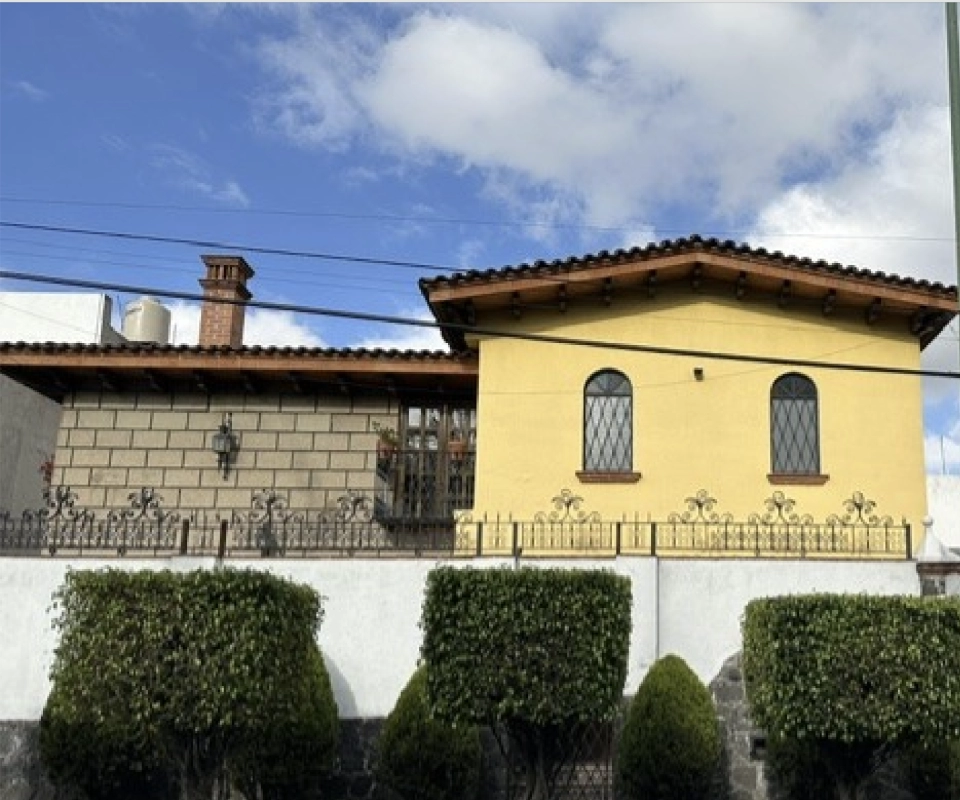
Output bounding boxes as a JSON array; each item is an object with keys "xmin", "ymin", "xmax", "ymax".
[
  {"xmin": 0, "ymin": 556, "xmax": 918, "ymax": 722},
  {"xmin": 927, "ymin": 475, "xmax": 960, "ymax": 548}
]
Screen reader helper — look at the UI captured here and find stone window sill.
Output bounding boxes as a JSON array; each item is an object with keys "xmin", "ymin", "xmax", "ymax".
[
  {"xmin": 767, "ymin": 473, "xmax": 830, "ymax": 486},
  {"xmin": 576, "ymin": 471, "xmax": 642, "ymax": 484}
]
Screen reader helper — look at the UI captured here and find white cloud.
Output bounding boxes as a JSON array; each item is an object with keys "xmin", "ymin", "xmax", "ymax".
[
  {"xmin": 10, "ymin": 79, "xmax": 48, "ymax": 102},
  {"xmin": 353, "ymin": 309, "xmax": 447, "ymax": 352},
  {"xmin": 250, "ymin": 4, "xmax": 947, "ymax": 234},
  {"xmin": 253, "ymin": 8, "xmax": 377, "ymax": 150},
  {"xmin": 747, "ymin": 105, "xmax": 954, "ymax": 285},
  {"xmin": 148, "ymin": 144, "xmax": 250, "ymax": 208},
  {"xmin": 167, "ymin": 301, "xmax": 326, "ymax": 347}
]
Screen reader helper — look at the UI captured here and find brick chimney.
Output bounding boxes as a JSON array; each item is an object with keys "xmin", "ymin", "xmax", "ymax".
[{"xmin": 199, "ymin": 255, "xmax": 254, "ymax": 347}]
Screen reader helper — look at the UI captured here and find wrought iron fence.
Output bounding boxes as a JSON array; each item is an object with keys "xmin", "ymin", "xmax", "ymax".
[{"xmin": 0, "ymin": 487, "xmax": 911, "ymax": 559}]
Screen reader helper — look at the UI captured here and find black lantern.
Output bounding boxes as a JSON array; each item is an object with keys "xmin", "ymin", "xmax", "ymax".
[{"xmin": 211, "ymin": 413, "xmax": 236, "ymax": 479}]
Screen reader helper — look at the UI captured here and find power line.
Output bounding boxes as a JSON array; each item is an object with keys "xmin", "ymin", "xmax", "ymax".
[
  {"xmin": 0, "ymin": 196, "xmax": 955, "ymax": 244},
  {"xmin": 2, "ymin": 269, "xmax": 957, "ymax": 380},
  {"xmin": 0, "ymin": 220, "xmax": 454, "ymax": 273},
  {"xmin": 0, "ymin": 248, "xmax": 417, "ymax": 295}
]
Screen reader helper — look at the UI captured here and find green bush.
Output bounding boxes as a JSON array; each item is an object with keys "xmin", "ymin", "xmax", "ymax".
[
  {"xmin": 40, "ymin": 568, "xmax": 329, "ymax": 799},
  {"xmin": 376, "ymin": 665, "xmax": 482, "ymax": 800},
  {"xmin": 764, "ymin": 734, "xmax": 866, "ymax": 800},
  {"xmin": 615, "ymin": 654, "xmax": 720, "ymax": 800},
  {"xmin": 421, "ymin": 566, "xmax": 631, "ymax": 800},
  {"xmin": 743, "ymin": 595, "xmax": 960, "ymax": 799},
  {"xmin": 902, "ymin": 739, "xmax": 960, "ymax": 800},
  {"xmin": 231, "ymin": 644, "xmax": 340, "ymax": 800}
]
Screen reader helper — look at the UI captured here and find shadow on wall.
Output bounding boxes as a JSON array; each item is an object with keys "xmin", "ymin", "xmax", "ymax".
[{"xmin": 322, "ymin": 651, "xmax": 357, "ymax": 719}]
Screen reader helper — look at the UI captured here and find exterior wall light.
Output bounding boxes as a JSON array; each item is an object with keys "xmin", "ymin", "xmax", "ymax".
[
  {"xmin": 211, "ymin": 413, "xmax": 236, "ymax": 479},
  {"xmin": 694, "ymin": 367, "xmax": 705, "ymax": 381}
]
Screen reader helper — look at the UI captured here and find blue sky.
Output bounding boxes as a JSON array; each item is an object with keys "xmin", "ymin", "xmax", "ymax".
[{"xmin": 0, "ymin": 3, "xmax": 958, "ymax": 472}]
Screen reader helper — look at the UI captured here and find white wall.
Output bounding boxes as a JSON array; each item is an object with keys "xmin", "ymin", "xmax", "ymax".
[
  {"xmin": 0, "ymin": 293, "xmax": 122, "ymax": 344},
  {"xmin": 927, "ymin": 475, "xmax": 960, "ymax": 548},
  {"xmin": 0, "ymin": 292, "xmax": 126, "ymax": 514},
  {"xmin": 657, "ymin": 559, "xmax": 919, "ymax": 683},
  {"xmin": 0, "ymin": 555, "xmax": 918, "ymax": 722},
  {"xmin": 0, "ymin": 375, "xmax": 62, "ymax": 514}
]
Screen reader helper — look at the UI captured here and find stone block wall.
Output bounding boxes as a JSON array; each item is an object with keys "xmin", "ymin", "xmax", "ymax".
[{"xmin": 49, "ymin": 389, "xmax": 399, "ymax": 519}]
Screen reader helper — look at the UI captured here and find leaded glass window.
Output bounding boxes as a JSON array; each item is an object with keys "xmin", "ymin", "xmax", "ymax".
[
  {"xmin": 771, "ymin": 373, "xmax": 820, "ymax": 474},
  {"xmin": 584, "ymin": 370, "xmax": 632, "ymax": 472}
]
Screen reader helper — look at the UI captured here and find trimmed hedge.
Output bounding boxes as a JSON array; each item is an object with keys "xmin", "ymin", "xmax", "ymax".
[
  {"xmin": 742, "ymin": 595, "xmax": 960, "ymax": 745},
  {"xmin": 615, "ymin": 654, "xmax": 720, "ymax": 800},
  {"xmin": 232, "ymin": 644, "xmax": 340, "ymax": 800},
  {"xmin": 421, "ymin": 566, "xmax": 631, "ymax": 800},
  {"xmin": 376, "ymin": 666, "xmax": 482, "ymax": 800},
  {"xmin": 743, "ymin": 594, "xmax": 960, "ymax": 799},
  {"xmin": 421, "ymin": 566, "xmax": 632, "ymax": 727},
  {"xmin": 40, "ymin": 568, "xmax": 336, "ymax": 799},
  {"xmin": 902, "ymin": 739, "xmax": 960, "ymax": 800}
]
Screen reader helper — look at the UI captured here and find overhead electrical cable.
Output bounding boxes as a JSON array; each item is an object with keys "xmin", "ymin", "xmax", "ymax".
[
  {"xmin": 1, "ymin": 269, "xmax": 956, "ymax": 380},
  {"xmin": 0, "ymin": 196, "xmax": 954, "ymax": 244},
  {"xmin": 0, "ymin": 221, "xmax": 454, "ymax": 273}
]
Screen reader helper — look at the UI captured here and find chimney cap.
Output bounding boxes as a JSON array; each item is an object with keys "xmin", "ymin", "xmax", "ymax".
[{"xmin": 201, "ymin": 254, "xmax": 255, "ymax": 280}]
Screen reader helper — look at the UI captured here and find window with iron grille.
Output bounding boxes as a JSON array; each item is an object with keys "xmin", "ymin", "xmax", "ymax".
[
  {"xmin": 583, "ymin": 370, "xmax": 632, "ymax": 472},
  {"xmin": 771, "ymin": 373, "xmax": 820, "ymax": 474},
  {"xmin": 376, "ymin": 404, "xmax": 476, "ymax": 522}
]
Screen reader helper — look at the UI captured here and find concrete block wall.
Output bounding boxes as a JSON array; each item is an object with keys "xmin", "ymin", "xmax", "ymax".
[{"xmin": 50, "ymin": 390, "xmax": 399, "ymax": 517}]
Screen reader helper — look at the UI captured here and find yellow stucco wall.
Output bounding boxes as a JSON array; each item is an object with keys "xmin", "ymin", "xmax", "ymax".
[{"xmin": 468, "ymin": 287, "xmax": 927, "ymax": 541}]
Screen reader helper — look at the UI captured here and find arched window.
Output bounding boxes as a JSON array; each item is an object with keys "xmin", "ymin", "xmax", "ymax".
[
  {"xmin": 584, "ymin": 370, "xmax": 632, "ymax": 472},
  {"xmin": 771, "ymin": 373, "xmax": 820, "ymax": 475}
]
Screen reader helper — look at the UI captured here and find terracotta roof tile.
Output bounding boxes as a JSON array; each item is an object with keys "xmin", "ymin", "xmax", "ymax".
[
  {"xmin": 0, "ymin": 342, "xmax": 462, "ymax": 360},
  {"xmin": 419, "ymin": 234, "xmax": 958, "ymax": 297}
]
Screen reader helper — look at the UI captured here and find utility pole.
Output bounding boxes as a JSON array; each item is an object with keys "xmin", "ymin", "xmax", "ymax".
[{"xmin": 948, "ymin": 4, "xmax": 960, "ymax": 338}]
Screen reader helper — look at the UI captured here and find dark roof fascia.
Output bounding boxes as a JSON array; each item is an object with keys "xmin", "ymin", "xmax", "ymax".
[
  {"xmin": 420, "ymin": 234, "xmax": 959, "ymax": 298},
  {"xmin": 419, "ymin": 234, "xmax": 958, "ymax": 351}
]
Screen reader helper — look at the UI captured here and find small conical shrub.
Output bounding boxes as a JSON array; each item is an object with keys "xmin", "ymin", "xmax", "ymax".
[
  {"xmin": 376, "ymin": 665, "xmax": 482, "ymax": 800},
  {"xmin": 616, "ymin": 654, "xmax": 721, "ymax": 800}
]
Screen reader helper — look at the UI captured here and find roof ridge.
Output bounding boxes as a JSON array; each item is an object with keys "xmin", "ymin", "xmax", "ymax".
[{"xmin": 419, "ymin": 234, "xmax": 958, "ymax": 295}]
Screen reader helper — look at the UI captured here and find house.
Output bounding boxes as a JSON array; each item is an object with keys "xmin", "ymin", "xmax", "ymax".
[
  {"xmin": 0, "ymin": 291, "xmax": 129, "ymax": 514},
  {"xmin": 0, "ymin": 238, "xmax": 955, "ymax": 559}
]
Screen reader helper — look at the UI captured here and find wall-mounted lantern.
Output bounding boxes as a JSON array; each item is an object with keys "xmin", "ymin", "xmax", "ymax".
[{"xmin": 211, "ymin": 413, "xmax": 236, "ymax": 479}]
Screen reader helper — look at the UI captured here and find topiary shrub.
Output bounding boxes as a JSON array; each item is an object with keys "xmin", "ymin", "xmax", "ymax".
[
  {"xmin": 421, "ymin": 566, "xmax": 631, "ymax": 800},
  {"xmin": 764, "ymin": 733, "xmax": 859, "ymax": 800},
  {"xmin": 901, "ymin": 739, "xmax": 960, "ymax": 800},
  {"xmin": 743, "ymin": 595, "xmax": 960, "ymax": 800},
  {"xmin": 40, "ymin": 567, "xmax": 328, "ymax": 800},
  {"xmin": 615, "ymin": 654, "xmax": 720, "ymax": 800},
  {"xmin": 231, "ymin": 644, "xmax": 340, "ymax": 800},
  {"xmin": 376, "ymin": 665, "xmax": 482, "ymax": 800}
]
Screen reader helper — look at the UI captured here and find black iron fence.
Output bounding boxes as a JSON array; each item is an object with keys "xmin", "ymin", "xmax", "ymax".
[{"xmin": 0, "ymin": 487, "xmax": 912, "ymax": 559}]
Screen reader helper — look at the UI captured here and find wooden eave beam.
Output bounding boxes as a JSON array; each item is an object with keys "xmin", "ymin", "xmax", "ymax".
[
  {"xmin": 690, "ymin": 264, "xmax": 703, "ymax": 291},
  {"xmin": 0, "ymin": 351, "xmax": 479, "ymax": 378},
  {"xmin": 735, "ymin": 272, "xmax": 748, "ymax": 300},
  {"xmin": 778, "ymin": 280, "xmax": 792, "ymax": 308},
  {"xmin": 96, "ymin": 369, "xmax": 121, "ymax": 392},
  {"xmin": 423, "ymin": 252, "xmax": 957, "ymax": 313},
  {"xmin": 240, "ymin": 370, "xmax": 258, "ymax": 394},
  {"xmin": 193, "ymin": 371, "xmax": 211, "ymax": 394},
  {"xmin": 143, "ymin": 369, "xmax": 166, "ymax": 392},
  {"xmin": 822, "ymin": 289, "xmax": 837, "ymax": 316}
]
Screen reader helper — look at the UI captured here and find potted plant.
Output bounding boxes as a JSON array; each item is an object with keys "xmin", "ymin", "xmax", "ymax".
[
  {"xmin": 372, "ymin": 422, "xmax": 400, "ymax": 463},
  {"xmin": 447, "ymin": 431, "xmax": 469, "ymax": 463},
  {"xmin": 38, "ymin": 454, "xmax": 54, "ymax": 502}
]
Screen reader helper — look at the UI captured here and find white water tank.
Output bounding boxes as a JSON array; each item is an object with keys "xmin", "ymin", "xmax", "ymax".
[{"xmin": 122, "ymin": 296, "xmax": 171, "ymax": 344}]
